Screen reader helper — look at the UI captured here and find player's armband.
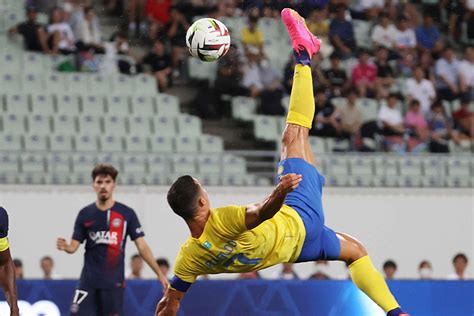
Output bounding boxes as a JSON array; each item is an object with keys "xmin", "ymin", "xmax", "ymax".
[
  {"xmin": 0, "ymin": 237, "xmax": 9, "ymax": 252},
  {"xmin": 169, "ymin": 275, "xmax": 192, "ymax": 292}
]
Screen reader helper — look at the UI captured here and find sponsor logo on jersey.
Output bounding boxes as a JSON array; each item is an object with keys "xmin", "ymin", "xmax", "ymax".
[{"xmin": 89, "ymin": 231, "xmax": 118, "ymax": 245}]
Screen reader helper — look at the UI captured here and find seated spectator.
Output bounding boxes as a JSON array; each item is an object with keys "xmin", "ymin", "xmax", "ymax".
[
  {"xmin": 404, "ymin": 100, "xmax": 429, "ymax": 152},
  {"xmin": 394, "ymin": 15, "xmax": 417, "ymax": 52},
  {"xmin": 112, "ymin": 32, "xmax": 134, "ymax": 75},
  {"xmin": 352, "ymin": 50, "xmax": 377, "ymax": 98},
  {"xmin": 242, "ymin": 47, "xmax": 264, "ymax": 98},
  {"xmin": 374, "ymin": 47, "xmax": 395, "ymax": 99},
  {"xmin": 340, "ymin": 90, "xmax": 363, "ymax": 140},
  {"xmin": 459, "ymin": 46, "xmax": 474, "ymax": 100},
  {"xmin": 397, "ymin": 49, "xmax": 416, "ymax": 78},
  {"xmin": 142, "ymin": 40, "xmax": 172, "ymax": 91},
  {"xmin": 383, "ymin": 260, "xmax": 397, "ymax": 279},
  {"xmin": 306, "ymin": 7, "xmax": 333, "ymax": 58},
  {"xmin": 416, "ymin": 14, "xmax": 442, "ymax": 53},
  {"xmin": 358, "ymin": 0, "xmax": 384, "ymax": 20},
  {"xmin": 309, "ymin": 261, "xmax": 331, "ymax": 280},
  {"xmin": 447, "ymin": 253, "xmax": 469, "ymax": 280},
  {"xmin": 435, "ymin": 46, "xmax": 461, "ymax": 101},
  {"xmin": 329, "ymin": 4, "xmax": 356, "ymax": 59},
  {"xmin": 40, "ymin": 256, "xmax": 61, "ymax": 280},
  {"xmin": 419, "ymin": 50, "xmax": 437, "ymax": 83},
  {"xmin": 47, "ymin": 7, "xmax": 76, "ymax": 54},
  {"xmin": 277, "ymin": 263, "xmax": 299, "ymax": 280},
  {"xmin": 311, "ymin": 88, "xmax": 341, "ymax": 137},
  {"xmin": 259, "ymin": 58, "xmax": 285, "ymax": 116},
  {"xmin": 418, "ymin": 260, "xmax": 433, "ymax": 280},
  {"xmin": 147, "ymin": 0, "xmax": 172, "ymax": 40},
  {"xmin": 323, "ymin": 52, "xmax": 349, "ymax": 97},
  {"xmin": 406, "ymin": 66, "xmax": 436, "ymax": 113},
  {"xmin": 76, "ymin": 7, "xmax": 104, "ymax": 53},
  {"xmin": 127, "ymin": 254, "xmax": 143, "ymax": 279},
  {"xmin": 241, "ymin": 14, "xmax": 264, "ymax": 57},
  {"xmin": 453, "ymin": 96, "xmax": 474, "ymax": 139},
  {"xmin": 156, "ymin": 257, "xmax": 170, "ymax": 279},
  {"xmin": 371, "ymin": 13, "xmax": 398, "ymax": 51},
  {"xmin": 13, "ymin": 258, "xmax": 23, "ymax": 280},
  {"xmin": 8, "ymin": 6, "xmax": 50, "ymax": 53},
  {"xmin": 378, "ymin": 93, "xmax": 405, "ymax": 136},
  {"xmin": 128, "ymin": 0, "xmax": 147, "ymax": 37},
  {"xmin": 166, "ymin": 7, "xmax": 190, "ymax": 72},
  {"xmin": 427, "ymin": 100, "xmax": 466, "ymax": 152}
]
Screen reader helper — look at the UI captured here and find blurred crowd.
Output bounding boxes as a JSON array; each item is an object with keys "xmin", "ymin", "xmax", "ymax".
[{"xmin": 12, "ymin": 252, "xmax": 471, "ymax": 280}]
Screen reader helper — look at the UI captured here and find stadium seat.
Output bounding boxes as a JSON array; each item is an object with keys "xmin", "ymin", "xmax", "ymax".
[
  {"xmin": 106, "ymin": 95, "xmax": 130, "ymax": 117},
  {"xmin": 31, "ymin": 94, "xmax": 55, "ymax": 115},
  {"xmin": 198, "ymin": 174, "xmax": 221, "ymax": 186},
  {"xmin": 78, "ymin": 115, "xmax": 102, "ymax": 136},
  {"xmin": 5, "ymin": 93, "xmax": 29, "ymax": 114},
  {"xmin": 372, "ymin": 176, "xmax": 398, "ymax": 187},
  {"xmin": 325, "ymin": 156, "xmax": 349, "ymax": 176},
  {"xmin": 196, "ymin": 155, "xmax": 221, "ymax": 174},
  {"xmin": 0, "ymin": 172, "xmax": 17, "ymax": 185},
  {"xmin": 156, "ymin": 94, "xmax": 180, "ymax": 116},
  {"xmin": 188, "ymin": 57, "xmax": 218, "ymax": 82},
  {"xmin": 135, "ymin": 74, "xmax": 158, "ymax": 96},
  {"xmin": 325, "ymin": 175, "xmax": 349, "ymax": 187},
  {"xmin": 45, "ymin": 173, "xmax": 71, "ymax": 185},
  {"xmin": 103, "ymin": 115, "xmax": 127, "ymax": 135},
  {"xmin": 96, "ymin": 153, "xmax": 122, "ymax": 168},
  {"xmin": 398, "ymin": 176, "xmax": 422, "ymax": 187},
  {"xmin": 46, "ymin": 153, "xmax": 71, "ymax": 173},
  {"xmin": 0, "ymin": 73, "xmax": 21, "ymax": 94},
  {"xmin": 99, "ymin": 135, "xmax": 124, "ymax": 152},
  {"xmin": 56, "ymin": 94, "xmax": 81, "ymax": 115},
  {"xmin": 149, "ymin": 136, "xmax": 174, "ymax": 153},
  {"xmin": 222, "ymin": 155, "xmax": 246, "ymax": 174},
  {"xmin": 128, "ymin": 116, "xmax": 153, "ymax": 136},
  {"xmin": 175, "ymin": 136, "xmax": 199, "ymax": 153},
  {"xmin": 21, "ymin": 153, "xmax": 45, "ymax": 173},
  {"xmin": 52, "ymin": 115, "xmax": 77, "ymax": 136},
  {"xmin": 17, "ymin": 173, "xmax": 45, "ymax": 185},
  {"xmin": 399, "ymin": 157, "xmax": 423, "ymax": 176},
  {"xmin": 0, "ymin": 153, "xmax": 19, "ymax": 172},
  {"xmin": 49, "ymin": 134, "xmax": 73, "ymax": 151},
  {"xmin": 231, "ymin": 97, "xmax": 257, "ymax": 121},
  {"xmin": 374, "ymin": 156, "xmax": 398, "ymax": 176},
  {"xmin": 124, "ymin": 135, "xmax": 148, "ymax": 152},
  {"xmin": 445, "ymin": 176, "xmax": 471, "ymax": 188},
  {"xmin": 0, "ymin": 52, "xmax": 21, "ymax": 73},
  {"xmin": 153, "ymin": 116, "xmax": 177, "ymax": 137},
  {"xmin": 121, "ymin": 154, "xmax": 147, "ymax": 174},
  {"xmin": 221, "ymin": 174, "xmax": 247, "ymax": 186},
  {"xmin": 0, "ymin": 134, "xmax": 22, "ymax": 151},
  {"xmin": 253, "ymin": 115, "xmax": 279, "ymax": 141},
  {"xmin": 72, "ymin": 154, "xmax": 97, "ymax": 173},
  {"xmin": 199, "ymin": 135, "xmax": 223, "ymax": 153},
  {"xmin": 447, "ymin": 157, "xmax": 471, "ymax": 177},
  {"xmin": 348, "ymin": 176, "xmax": 372, "ymax": 187},
  {"xmin": 146, "ymin": 173, "xmax": 166, "ymax": 185},
  {"xmin": 81, "ymin": 95, "xmax": 105, "ymax": 115},
  {"xmin": 88, "ymin": 74, "xmax": 112, "ymax": 94},
  {"xmin": 22, "ymin": 73, "xmax": 44, "ymax": 93},
  {"xmin": 23, "ymin": 134, "xmax": 48, "ymax": 151},
  {"xmin": 326, "ymin": 138, "xmax": 351, "ymax": 152},
  {"xmin": 172, "ymin": 155, "xmax": 196, "ymax": 174},
  {"xmin": 120, "ymin": 173, "xmax": 146, "ymax": 185},
  {"xmin": 423, "ymin": 157, "xmax": 446, "ymax": 177},
  {"xmin": 45, "ymin": 73, "xmax": 68, "ymax": 92},
  {"xmin": 421, "ymin": 176, "xmax": 444, "ymax": 188},
  {"xmin": 309, "ymin": 137, "xmax": 327, "ymax": 154},
  {"xmin": 74, "ymin": 135, "xmax": 99, "ymax": 152},
  {"xmin": 112, "ymin": 75, "xmax": 136, "ymax": 95},
  {"xmin": 176, "ymin": 115, "xmax": 202, "ymax": 136},
  {"xmin": 71, "ymin": 173, "xmax": 91, "ymax": 185},
  {"xmin": 27, "ymin": 114, "xmax": 51, "ymax": 134},
  {"xmin": 130, "ymin": 95, "xmax": 156, "ymax": 116},
  {"xmin": 349, "ymin": 156, "xmax": 373, "ymax": 176},
  {"xmin": 148, "ymin": 155, "xmax": 168, "ymax": 174},
  {"xmin": 1, "ymin": 114, "xmax": 25, "ymax": 134},
  {"xmin": 67, "ymin": 73, "xmax": 89, "ymax": 94}
]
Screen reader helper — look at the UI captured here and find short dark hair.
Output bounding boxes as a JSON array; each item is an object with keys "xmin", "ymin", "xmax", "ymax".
[
  {"xmin": 41, "ymin": 256, "xmax": 53, "ymax": 263},
  {"xmin": 383, "ymin": 260, "xmax": 397, "ymax": 270},
  {"xmin": 156, "ymin": 258, "xmax": 170, "ymax": 268},
  {"xmin": 167, "ymin": 175, "xmax": 200, "ymax": 220},
  {"xmin": 419, "ymin": 260, "xmax": 431, "ymax": 269},
  {"xmin": 453, "ymin": 253, "xmax": 468, "ymax": 264},
  {"xmin": 13, "ymin": 258, "xmax": 23, "ymax": 268},
  {"xmin": 91, "ymin": 164, "xmax": 118, "ymax": 182},
  {"xmin": 410, "ymin": 99, "xmax": 420, "ymax": 107}
]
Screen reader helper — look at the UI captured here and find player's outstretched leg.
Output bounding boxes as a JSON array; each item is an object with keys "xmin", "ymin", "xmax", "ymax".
[
  {"xmin": 280, "ymin": 8, "xmax": 321, "ymax": 164},
  {"xmin": 337, "ymin": 232, "xmax": 408, "ymax": 316}
]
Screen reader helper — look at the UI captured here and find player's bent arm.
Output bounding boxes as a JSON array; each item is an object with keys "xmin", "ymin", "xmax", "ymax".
[
  {"xmin": 245, "ymin": 173, "xmax": 302, "ymax": 230},
  {"xmin": 134, "ymin": 237, "xmax": 170, "ymax": 289},
  {"xmin": 0, "ymin": 249, "xmax": 19, "ymax": 316},
  {"xmin": 156, "ymin": 288, "xmax": 185, "ymax": 316},
  {"xmin": 56, "ymin": 238, "xmax": 81, "ymax": 254}
]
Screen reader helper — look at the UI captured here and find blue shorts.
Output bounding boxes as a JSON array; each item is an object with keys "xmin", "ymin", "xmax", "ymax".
[
  {"xmin": 70, "ymin": 282, "xmax": 124, "ymax": 316},
  {"xmin": 277, "ymin": 158, "xmax": 341, "ymax": 262}
]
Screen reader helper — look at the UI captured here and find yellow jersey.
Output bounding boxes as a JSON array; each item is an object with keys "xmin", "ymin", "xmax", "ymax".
[
  {"xmin": 240, "ymin": 27, "xmax": 264, "ymax": 46},
  {"xmin": 173, "ymin": 204, "xmax": 306, "ymax": 284}
]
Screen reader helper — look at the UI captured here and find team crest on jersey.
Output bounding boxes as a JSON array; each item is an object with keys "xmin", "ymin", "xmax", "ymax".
[
  {"xmin": 112, "ymin": 218, "xmax": 122, "ymax": 228},
  {"xmin": 277, "ymin": 165, "xmax": 284, "ymax": 175}
]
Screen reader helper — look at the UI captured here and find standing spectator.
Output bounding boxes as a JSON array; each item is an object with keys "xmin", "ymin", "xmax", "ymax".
[
  {"xmin": 147, "ymin": 0, "xmax": 172, "ymax": 41},
  {"xmin": 309, "ymin": 261, "xmax": 331, "ymax": 280},
  {"xmin": 156, "ymin": 258, "xmax": 170, "ymax": 279},
  {"xmin": 435, "ymin": 46, "xmax": 461, "ymax": 101},
  {"xmin": 312, "ymin": 88, "xmax": 341, "ymax": 137},
  {"xmin": 142, "ymin": 40, "xmax": 172, "ymax": 91},
  {"xmin": 323, "ymin": 52, "xmax": 349, "ymax": 97},
  {"xmin": 40, "ymin": 256, "xmax": 61, "ymax": 280},
  {"xmin": 374, "ymin": 47, "xmax": 395, "ymax": 99},
  {"xmin": 47, "ymin": 7, "xmax": 76, "ymax": 54},
  {"xmin": 459, "ymin": 46, "xmax": 474, "ymax": 100},
  {"xmin": 378, "ymin": 93, "xmax": 405, "ymax": 136},
  {"xmin": 406, "ymin": 66, "xmax": 436, "ymax": 113},
  {"xmin": 306, "ymin": 8, "xmax": 333, "ymax": 58},
  {"xmin": 404, "ymin": 100, "xmax": 429, "ymax": 152},
  {"xmin": 416, "ymin": 14, "xmax": 442, "ymax": 53},
  {"xmin": 76, "ymin": 7, "xmax": 103, "ymax": 53},
  {"xmin": 447, "ymin": 253, "xmax": 469, "ymax": 280},
  {"xmin": 128, "ymin": 0, "xmax": 147, "ymax": 36},
  {"xmin": 127, "ymin": 254, "xmax": 144, "ymax": 279},
  {"xmin": 352, "ymin": 50, "xmax": 377, "ymax": 98},
  {"xmin": 394, "ymin": 15, "xmax": 417, "ymax": 52},
  {"xmin": 276, "ymin": 263, "xmax": 299, "ymax": 280},
  {"xmin": 241, "ymin": 14, "xmax": 264, "ymax": 57},
  {"xmin": 383, "ymin": 260, "xmax": 397, "ymax": 279},
  {"xmin": 340, "ymin": 89, "xmax": 363, "ymax": 141},
  {"xmin": 165, "ymin": 7, "xmax": 190, "ymax": 72},
  {"xmin": 418, "ymin": 260, "xmax": 433, "ymax": 280},
  {"xmin": 329, "ymin": 4, "xmax": 356, "ymax": 59},
  {"xmin": 371, "ymin": 13, "xmax": 398, "ymax": 51},
  {"xmin": 13, "ymin": 259, "xmax": 23, "ymax": 280},
  {"xmin": 8, "ymin": 6, "xmax": 50, "ymax": 53}
]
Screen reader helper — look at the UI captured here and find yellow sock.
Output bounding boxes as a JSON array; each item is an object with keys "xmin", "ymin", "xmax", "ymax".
[
  {"xmin": 286, "ymin": 64, "xmax": 315, "ymax": 129},
  {"xmin": 349, "ymin": 255, "xmax": 400, "ymax": 313}
]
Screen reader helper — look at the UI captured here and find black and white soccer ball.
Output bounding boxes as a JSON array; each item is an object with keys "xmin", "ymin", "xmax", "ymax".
[{"xmin": 186, "ymin": 18, "xmax": 231, "ymax": 62}]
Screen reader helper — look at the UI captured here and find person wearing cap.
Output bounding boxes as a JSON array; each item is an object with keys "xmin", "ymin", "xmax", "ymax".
[{"xmin": 8, "ymin": 6, "xmax": 51, "ymax": 53}]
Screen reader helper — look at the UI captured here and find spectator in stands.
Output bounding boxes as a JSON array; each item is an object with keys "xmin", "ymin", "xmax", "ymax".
[
  {"xmin": 113, "ymin": 32, "xmax": 134, "ymax": 75},
  {"xmin": 276, "ymin": 263, "xmax": 299, "ymax": 280},
  {"xmin": 358, "ymin": 0, "xmax": 384, "ymax": 20},
  {"xmin": 306, "ymin": 7, "xmax": 333, "ymax": 58},
  {"xmin": 243, "ymin": 47, "xmax": 264, "ymax": 98},
  {"xmin": 459, "ymin": 46, "xmax": 474, "ymax": 100},
  {"xmin": 404, "ymin": 99, "xmax": 429, "ymax": 152},
  {"xmin": 329, "ymin": 4, "xmax": 356, "ymax": 59},
  {"xmin": 406, "ymin": 66, "xmax": 436, "ymax": 114},
  {"xmin": 239, "ymin": 271, "xmax": 261, "ymax": 279},
  {"xmin": 394, "ymin": 15, "xmax": 416, "ymax": 52},
  {"xmin": 8, "ymin": 6, "xmax": 50, "ymax": 53},
  {"xmin": 453, "ymin": 96, "xmax": 474, "ymax": 139},
  {"xmin": 419, "ymin": 50, "xmax": 437, "ymax": 82},
  {"xmin": 259, "ymin": 57, "xmax": 285, "ymax": 116},
  {"xmin": 47, "ymin": 7, "xmax": 76, "ymax": 54},
  {"xmin": 418, "ymin": 260, "xmax": 433, "ymax": 280},
  {"xmin": 128, "ymin": 0, "xmax": 147, "ymax": 36},
  {"xmin": 371, "ymin": 13, "xmax": 397, "ymax": 51},
  {"xmin": 312, "ymin": 88, "xmax": 341, "ymax": 137},
  {"xmin": 352, "ymin": 49, "xmax": 377, "ymax": 98},
  {"xmin": 378, "ymin": 93, "xmax": 405, "ymax": 137},
  {"xmin": 383, "ymin": 260, "xmax": 397, "ymax": 279},
  {"xmin": 444, "ymin": 0, "xmax": 466, "ymax": 42},
  {"xmin": 435, "ymin": 46, "xmax": 461, "ymax": 101},
  {"xmin": 374, "ymin": 47, "xmax": 395, "ymax": 99},
  {"xmin": 309, "ymin": 261, "xmax": 331, "ymax": 280},
  {"xmin": 447, "ymin": 253, "xmax": 469, "ymax": 280},
  {"xmin": 156, "ymin": 257, "xmax": 170, "ymax": 279},
  {"xmin": 142, "ymin": 40, "xmax": 172, "ymax": 91},
  {"xmin": 147, "ymin": 0, "xmax": 172, "ymax": 41},
  {"xmin": 323, "ymin": 52, "xmax": 349, "ymax": 97},
  {"xmin": 40, "ymin": 256, "xmax": 60, "ymax": 280},
  {"xmin": 340, "ymin": 89, "xmax": 363, "ymax": 140},
  {"xmin": 127, "ymin": 254, "xmax": 144, "ymax": 279},
  {"xmin": 166, "ymin": 7, "xmax": 190, "ymax": 73},
  {"xmin": 416, "ymin": 14, "xmax": 442, "ymax": 53},
  {"xmin": 13, "ymin": 259, "xmax": 23, "ymax": 280},
  {"xmin": 76, "ymin": 7, "xmax": 104, "ymax": 53},
  {"xmin": 241, "ymin": 14, "xmax": 264, "ymax": 57}
]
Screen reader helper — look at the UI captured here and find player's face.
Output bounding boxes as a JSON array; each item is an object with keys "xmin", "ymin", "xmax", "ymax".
[
  {"xmin": 93, "ymin": 175, "xmax": 116, "ymax": 202},
  {"xmin": 194, "ymin": 178, "xmax": 210, "ymax": 209}
]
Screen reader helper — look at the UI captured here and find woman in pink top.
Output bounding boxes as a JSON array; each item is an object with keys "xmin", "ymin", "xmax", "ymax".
[{"xmin": 404, "ymin": 99, "xmax": 429, "ymax": 151}]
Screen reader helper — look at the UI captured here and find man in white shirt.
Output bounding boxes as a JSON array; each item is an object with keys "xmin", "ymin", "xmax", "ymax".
[
  {"xmin": 406, "ymin": 66, "xmax": 436, "ymax": 113},
  {"xmin": 394, "ymin": 16, "xmax": 416, "ymax": 51},
  {"xmin": 447, "ymin": 253, "xmax": 469, "ymax": 280},
  {"xmin": 459, "ymin": 46, "xmax": 474, "ymax": 98},
  {"xmin": 371, "ymin": 13, "xmax": 397, "ymax": 49},
  {"xmin": 378, "ymin": 93, "xmax": 405, "ymax": 135},
  {"xmin": 435, "ymin": 46, "xmax": 461, "ymax": 100}
]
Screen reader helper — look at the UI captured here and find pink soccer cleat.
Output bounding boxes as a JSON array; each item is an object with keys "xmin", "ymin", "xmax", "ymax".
[{"xmin": 281, "ymin": 8, "xmax": 321, "ymax": 57}]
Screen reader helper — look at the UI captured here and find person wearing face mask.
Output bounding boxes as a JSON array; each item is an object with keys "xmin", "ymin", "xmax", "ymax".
[{"xmin": 418, "ymin": 260, "xmax": 433, "ymax": 280}]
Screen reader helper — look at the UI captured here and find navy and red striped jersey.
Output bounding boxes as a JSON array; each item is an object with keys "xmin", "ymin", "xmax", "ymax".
[{"xmin": 72, "ymin": 202, "xmax": 144, "ymax": 288}]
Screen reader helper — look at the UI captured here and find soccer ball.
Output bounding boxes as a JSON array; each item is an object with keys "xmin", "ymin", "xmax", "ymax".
[{"xmin": 186, "ymin": 18, "xmax": 231, "ymax": 62}]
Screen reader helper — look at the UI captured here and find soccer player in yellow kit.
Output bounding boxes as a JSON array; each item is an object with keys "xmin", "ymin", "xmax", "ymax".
[{"xmin": 157, "ymin": 9, "xmax": 408, "ymax": 316}]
